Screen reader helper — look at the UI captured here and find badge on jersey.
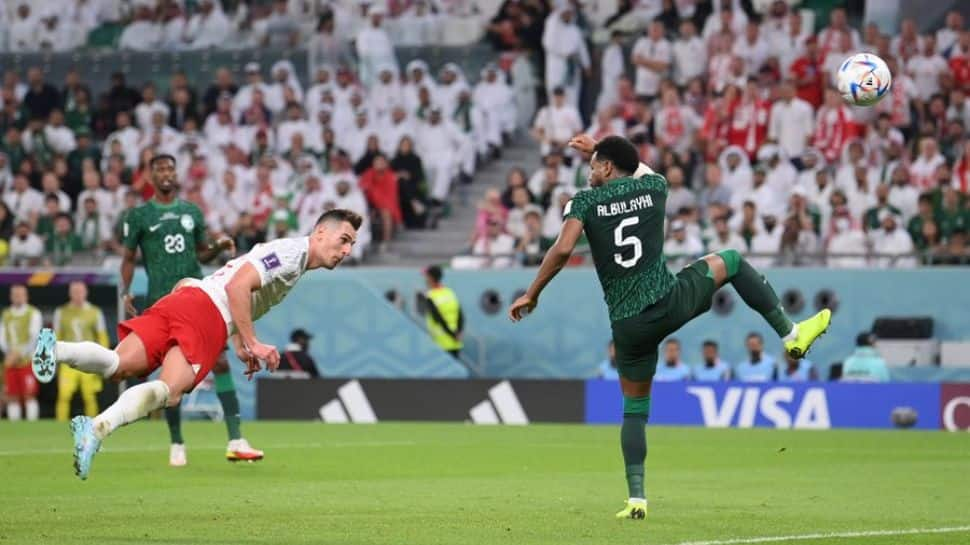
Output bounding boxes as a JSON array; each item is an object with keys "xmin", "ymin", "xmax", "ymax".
[
  {"xmin": 261, "ymin": 253, "xmax": 281, "ymax": 271},
  {"xmin": 180, "ymin": 214, "xmax": 195, "ymax": 232}
]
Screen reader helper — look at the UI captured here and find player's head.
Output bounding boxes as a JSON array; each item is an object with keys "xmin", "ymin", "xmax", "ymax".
[
  {"xmin": 663, "ymin": 338, "xmax": 681, "ymax": 365},
  {"xmin": 702, "ymin": 340, "xmax": 718, "ymax": 363},
  {"xmin": 588, "ymin": 136, "xmax": 639, "ymax": 187},
  {"xmin": 9, "ymin": 284, "xmax": 27, "ymax": 306},
  {"xmin": 68, "ymin": 281, "xmax": 88, "ymax": 305},
  {"xmin": 424, "ymin": 265, "xmax": 443, "ymax": 288},
  {"xmin": 856, "ymin": 331, "xmax": 875, "ymax": 347},
  {"xmin": 746, "ymin": 332, "xmax": 763, "ymax": 356},
  {"xmin": 149, "ymin": 154, "xmax": 178, "ymax": 196},
  {"xmin": 311, "ymin": 209, "xmax": 363, "ymax": 269}
]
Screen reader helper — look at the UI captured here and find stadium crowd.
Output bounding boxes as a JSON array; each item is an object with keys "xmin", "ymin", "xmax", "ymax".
[
  {"xmin": 466, "ymin": 2, "xmax": 970, "ymax": 268},
  {"xmin": 0, "ymin": 2, "xmax": 528, "ymax": 265}
]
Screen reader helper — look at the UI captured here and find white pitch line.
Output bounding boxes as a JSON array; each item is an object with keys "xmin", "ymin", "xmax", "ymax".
[
  {"xmin": 667, "ymin": 525, "xmax": 970, "ymax": 545},
  {"xmin": 0, "ymin": 440, "xmax": 416, "ymax": 457}
]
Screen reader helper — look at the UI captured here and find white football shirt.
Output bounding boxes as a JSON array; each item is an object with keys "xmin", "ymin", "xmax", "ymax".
[{"xmin": 188, "ymin": 237, "xmax": 310, "ymax": 335}]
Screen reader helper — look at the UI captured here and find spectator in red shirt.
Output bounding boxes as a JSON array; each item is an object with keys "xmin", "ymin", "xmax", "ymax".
[
  {"xmin": 814, "ymin": 88, "xmax": 856, "ymax": 164},
  {"xmin": 790, "ymin": 36, "xmax": 825, "ymax": 109},
  {"xmin": 359, "ymin": 154, "xmax": 402, "ymax": 251},
  {"xmin": 948, "ymin": 31, "xmax": 970, "ymax": 93},
  {"xmin": 729, "ymin": 78, "xmax": 770, "ymax": 160}
]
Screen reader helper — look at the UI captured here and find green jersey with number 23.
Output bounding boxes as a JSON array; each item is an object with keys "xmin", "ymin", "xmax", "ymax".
[
  {"xmin": 123, "ymin": 199, "xmax": 207, "ymax": 307},
  {"xmin": 564, "ymin": 172, "xmax": 676, "ymax": 322}
]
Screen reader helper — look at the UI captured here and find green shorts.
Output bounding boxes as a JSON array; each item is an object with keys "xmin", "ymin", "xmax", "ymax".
[{"xmin": 611, "ymin": 261, "xmax": 717, "ymax": 381}]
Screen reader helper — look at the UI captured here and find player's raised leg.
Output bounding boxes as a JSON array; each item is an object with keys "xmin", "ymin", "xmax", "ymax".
[
  {"xmin": 702, "ymin": 249, "xmax": 831, "ymax": 357},
  {"xmin": 615, "ymin": 377, "xmax": 650, "ymax": 520},
  {"xmin": 71, "ymin": 341, "xmax": 196, "ymax": 480},
  {"xmin": 33, "ymin": 328, "xmax": 122, "ymax": 383}
]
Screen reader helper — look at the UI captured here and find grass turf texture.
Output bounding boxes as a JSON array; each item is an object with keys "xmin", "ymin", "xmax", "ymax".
[{"xmin": 1, "ymin": 422, "xmax": 968, "ymax": 545}]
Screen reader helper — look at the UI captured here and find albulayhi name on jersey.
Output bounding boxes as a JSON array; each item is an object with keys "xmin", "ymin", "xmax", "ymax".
[{"xmin": 596, "ymin": 194, "xmax": 655, "ymax": 217}]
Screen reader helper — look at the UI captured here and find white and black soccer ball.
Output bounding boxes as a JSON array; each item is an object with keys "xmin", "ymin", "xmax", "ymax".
[{"xmin": 836, "ymin": 52, "xmax": 893, "ymax": 107}]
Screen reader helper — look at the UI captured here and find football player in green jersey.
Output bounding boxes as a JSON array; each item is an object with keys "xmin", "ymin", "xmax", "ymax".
[
  {"xmin": 509, "ymin": 135, "xmax": 831, "ymax": 520},
  {"xmin": 120, "ymin": 154, "xmax": 263, "ymax": 465}
]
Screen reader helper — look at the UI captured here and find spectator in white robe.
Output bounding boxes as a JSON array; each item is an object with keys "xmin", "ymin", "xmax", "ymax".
[
  {"xmin": 134, "ymin": 83, "xmax": 171, "ymax": 133},
  {"xmin": 817, "ymin": 7, "xmax": 860, "ymax": 58},
  {"xmin": 266, "ymin": 59, "xmax": 303, "ymax": 116},
  {"xmin": 182, "ymin": 0, "xmax": 232, "ymax": 50},
  {"xmin": 417, "ymin": 107, "xmax": 465, "ymax": 204},
  {"xmin": 541, "ymin": 6, "xmax": 590, "ymax": 110},
  {"xmin": 355, "ymin": 6, "xmax": 398, "ymax": 89},
  {"xmin": 103, "ymin": 111, "xmax": 141, "ymax": 169},
  {"xmin": 119, "ymin": 5, "xmax": 161, "ymax": 51},
  {"xmin": 531, "ymin": 87, "xmax": 583, "ymax": 156},
  {"xmin": 906, "ymin": 35, "xmax": 949, "ymax": 100},
  {"xmin": 870, "ymin": 212, "xmax": 916, "ymax": 268},
  {"xmin": 632, "ymin": 20, "xmax": 672, "ymax": 100},
  {"xmin": 597, "ymin": 30, "xmax": 626, "ymax": 112},
  {"xmin": 936, "ymin": 11, "xmax": 964, "ymax": 55},
  {"xmin": 473, "ymin": 65, "xmax": 516, "ymax": 151},
  {"xmin": 435, "ymin": 63, "xmax": 470, "ymax": 118},
  {"xmin": 233, "ymin": 63, "xmax": 269, "ymax": 119},
  {"xmin": 276, "ymin": 103, "xmax": 313, "ymax": 154},
  {"xmin": 9, "ymin": 3, "xmax": 38, "ymax": 53},
  {"xmin": 369, "ymin": 65, "xmax": 404, "ymax": 124},
  {"xmin": 395, "ymin": 0, "xmax": 441, "ymax": 46},
  {"xmin": 826, "ymin": 213, "xmax": 868, "ymax": 268},
  {"xmin": 36, "ymin": 11, "xmax": 77, "ymax": 52},
  {"xmin": 380, "ymin": 106, "xmax": 415, "ymax": 156},
  {"xmin": 403, "ymin": 60, "xmax": 436, "ymax": 115}
]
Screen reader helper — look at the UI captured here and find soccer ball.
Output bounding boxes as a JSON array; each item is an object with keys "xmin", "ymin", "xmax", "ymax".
[{"xmin": 836, "ymin": 53, "xmax": 892, "ymax": 107}]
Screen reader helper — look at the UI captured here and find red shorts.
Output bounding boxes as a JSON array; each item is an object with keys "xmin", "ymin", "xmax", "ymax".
[
  {"xmin": 118, "ymin": 287, "xmax": 228, "ymax": 389},
  {"xmin": 3, "ymin": 366, "xmax": 38, "ymax": 398}
]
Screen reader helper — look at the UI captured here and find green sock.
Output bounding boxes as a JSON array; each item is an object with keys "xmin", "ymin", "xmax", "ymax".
[
  {"xmin": 165, "ymin": 405, "xmax": 183, "ymax": 444},
  {"xmin": 214, "ymin": 372, "xmax": 242, "ymax": 441},
  {"xmin": 621, "ymin": 395, "xmax": 650, "ymax": 499},
  {"xmin": 719, "ymin": 250, "xmax": 794, "ymax": 338}
]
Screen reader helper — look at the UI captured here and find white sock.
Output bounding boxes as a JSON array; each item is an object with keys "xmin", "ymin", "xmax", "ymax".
[
  {"xmin": 92, "ymin": 380, "xmax": 170, "ymax": 440},
  {"xmin": 782, "ymin": 323, "xmax": 799, "ymax": 343},
  {"xmin": 57, "ymin": 341, "xmax": 120, "ymax": 379},
  {"xmin": 25, "ymin": 399, "xmax": 39, "ymax": 421},
  {"xmin": 629, "ymin": 497, "xmax": 647, "ymax": 504},
  {"xmin": 6, "ymin": 402, "xmax": 22, "ymax": 421}
]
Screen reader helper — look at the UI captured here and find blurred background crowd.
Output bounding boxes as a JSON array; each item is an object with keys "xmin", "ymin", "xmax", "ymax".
[{"xmin": 0, "ymin": 0, "xmax": 966, "ymax": 270}]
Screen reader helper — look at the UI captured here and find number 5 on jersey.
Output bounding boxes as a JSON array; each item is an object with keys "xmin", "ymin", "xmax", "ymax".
[{"xmin": 614, "ymin": 217, "xmax": 643, "ymax": 268}]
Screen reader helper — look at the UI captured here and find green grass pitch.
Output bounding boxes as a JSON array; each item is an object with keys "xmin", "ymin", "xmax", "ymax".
[{"xmin": 1, "ymin": 421, "xmax": 968, "ymax": 545}]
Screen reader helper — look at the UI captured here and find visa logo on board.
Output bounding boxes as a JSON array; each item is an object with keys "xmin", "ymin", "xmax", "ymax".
[{"xmin": 686, "ymin": 386, "xmax": 831, "ymax": 429}]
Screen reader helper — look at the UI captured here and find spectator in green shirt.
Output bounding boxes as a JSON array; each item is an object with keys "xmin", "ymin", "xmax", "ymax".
[{"xmin": 45, "ymin": 212, "xmax": 83, "ymax": 266}]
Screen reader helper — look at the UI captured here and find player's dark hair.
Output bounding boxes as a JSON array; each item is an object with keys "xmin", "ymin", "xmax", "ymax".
[
  {"xmin": 149, "ymin": 154, "xmax": 176, "ymax": 169},
  {"xmin": 425, "ymin": 265, "xmax": 443, "ymax": 283},
  {"xmin": 747, "ymin": 332, "xmax": 763, "ymax": 342},
  {"xmin": 666, "ymin": 338, "xmax": 680, "ymax": 347},
  {"xmin": 856, "ymin": 332, "xmax": 875, "ymax": 347},
  {"xmin": 315, "ymin": 208, "xmax": 363, "ymax": 230},
  {"xmin": 593, "ymin": 136, "xmax": 639, "ymax": 176},
  {"xmin": 703, "ymin": 340, "xmax": 718, "ymax": 349}
]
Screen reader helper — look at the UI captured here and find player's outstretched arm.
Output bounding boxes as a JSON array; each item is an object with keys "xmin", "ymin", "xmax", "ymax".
[
  {"xmin": 508, "ymin": 218, "xmax": 584, "ymax": 322},
  {"xmin": 225, "ymin": 263, "xmax": 280, "ymax": 372},
  {"xmin": 196, "ymin": 236, "xmax": 236, "ymax": 264}
]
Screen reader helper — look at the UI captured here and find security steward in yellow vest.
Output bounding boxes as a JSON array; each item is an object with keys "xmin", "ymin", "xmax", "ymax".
[{"xmin": 423, "ymin": 266, "xmax": 464, "ymax": 358}]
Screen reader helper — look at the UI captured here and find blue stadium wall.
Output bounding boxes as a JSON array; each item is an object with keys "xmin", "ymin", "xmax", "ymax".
[{"xmin": 132, "ymin": 268, "xmax": 970, "ymax": 418}]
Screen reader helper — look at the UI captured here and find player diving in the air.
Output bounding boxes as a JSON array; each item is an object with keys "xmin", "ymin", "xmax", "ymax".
[
  {"xmin": 30, "ymin": 208, "xmax": 362, "ymax": 480},
  {"xmin": 508, "ymin": 135, "xmax": 831, "ymax": 520},
  {"xmin": 118, "ymin": 153, "xmax": 261, "ymax": 466}
]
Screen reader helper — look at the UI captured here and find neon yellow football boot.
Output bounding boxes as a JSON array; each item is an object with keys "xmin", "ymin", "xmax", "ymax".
[
  {"xmin": 784, "ymin": 309, "xmax": 832, "ymax": 359},
  {"xmin": 615, "ymin": 499, "xmax": 647, "ymax": 520}
]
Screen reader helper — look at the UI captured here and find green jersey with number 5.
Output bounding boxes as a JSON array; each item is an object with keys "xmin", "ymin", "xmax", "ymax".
[
  {"xmin": 564, "ymin": 173, "xmax": 675, "ymax": 322},
  {"xmin": 123, "ymin": 199, "xmax": 207, "ymax": 307}
]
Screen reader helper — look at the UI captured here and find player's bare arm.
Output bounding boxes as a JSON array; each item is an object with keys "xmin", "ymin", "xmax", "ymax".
[
  {"xmin": 196, "ymin": 235, "xmax": 236, "ymax": 264},
  {"xmin": 120, "ymin": 247, "xmax": 138, "ymax": 317},
  {"xmin": 225, "ymin": 262, "xmax": 280, "ymax": 372},
  {"xmin": 509, "ymin": 218, "xmax": 584, "ymax": 322}
]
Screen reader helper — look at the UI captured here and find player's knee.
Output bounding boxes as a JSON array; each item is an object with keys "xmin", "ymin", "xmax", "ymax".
[
  {"xmin": 716, "ymin": 249, "xmax": 742, "ymax": 278},
  {"xmin": 623, "ymin": 395, "xmax": 651, "ymax": 420}
]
